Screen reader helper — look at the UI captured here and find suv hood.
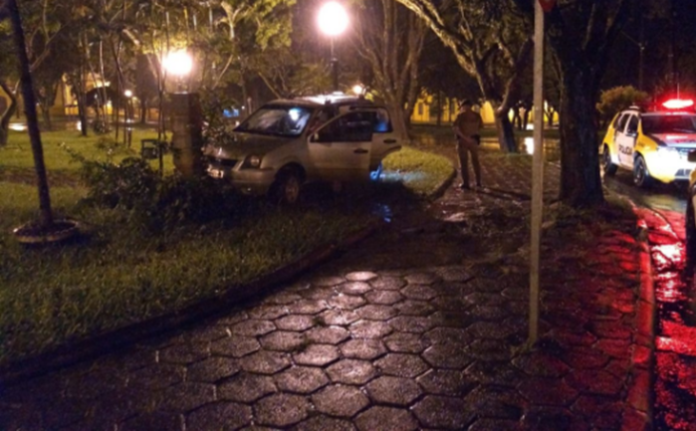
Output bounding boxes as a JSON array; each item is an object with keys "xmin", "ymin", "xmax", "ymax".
[{"xmin": 205, "ymin": 132, "xmax": 294, "ymax": 159}]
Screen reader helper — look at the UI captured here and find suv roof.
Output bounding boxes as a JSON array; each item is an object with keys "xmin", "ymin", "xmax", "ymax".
[{"xmin": 267, "ymin": 93, "xmax": 376, "ymax": 109}]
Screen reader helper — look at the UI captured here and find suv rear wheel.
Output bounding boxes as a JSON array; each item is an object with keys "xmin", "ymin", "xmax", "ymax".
[
  {"xmin": 633, "ymin": 155, "xmax": 652, "ymax": 188},
  {"xmin": 602, "ymin": 145, "xmax": 618, "ymax": 176},
  {"xmin": 272, "ymin": 168, "xmax": 302, "ymax": 205}
]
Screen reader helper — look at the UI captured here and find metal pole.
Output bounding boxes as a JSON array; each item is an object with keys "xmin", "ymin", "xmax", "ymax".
[
  {"xmin": 331, "ymin": 37, "xmax": 338, "ymax": 91},
  {"xmin": 639, "ymin": 6, "xmax": 645, "ymax": 91},
  {"xmin": 529, "ymin": 0, "xmax": 545, "ymax": 345}
]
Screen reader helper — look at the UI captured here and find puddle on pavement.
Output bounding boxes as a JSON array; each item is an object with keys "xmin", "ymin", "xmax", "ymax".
[{"xmin": 371, "ymin": 203, "xmax": 393, "ymax": 223}]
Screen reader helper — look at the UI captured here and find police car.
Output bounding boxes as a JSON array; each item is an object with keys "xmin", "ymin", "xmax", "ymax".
[{"xmin": 601, "ymin": 99, "xmax": 696, "ymax": 187}]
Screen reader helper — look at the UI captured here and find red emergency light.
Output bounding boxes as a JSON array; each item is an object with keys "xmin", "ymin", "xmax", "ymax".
[{"xmin": 662, "ymin": 98, "xmax": 695, "ymax": 110}]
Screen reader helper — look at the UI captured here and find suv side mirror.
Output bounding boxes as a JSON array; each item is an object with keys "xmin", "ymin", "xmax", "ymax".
[{"xmin": 688, "ymin": 150, "xmax": 696, "ymax": 163}]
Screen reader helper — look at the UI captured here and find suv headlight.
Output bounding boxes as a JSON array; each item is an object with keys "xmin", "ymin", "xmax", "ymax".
[{"xmin": 242, "ymin": 154, "xmax": 262, "ymax": 168}]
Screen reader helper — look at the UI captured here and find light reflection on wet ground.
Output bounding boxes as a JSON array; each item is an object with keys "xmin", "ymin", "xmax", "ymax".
[{"xmin": 638, "ymin": 205, "xmax": 696, "ymax": 430}]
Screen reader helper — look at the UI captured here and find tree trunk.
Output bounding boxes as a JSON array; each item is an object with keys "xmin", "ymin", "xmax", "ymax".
[
  {"xmin": 41, "ymin": 104, "xmax": 52, "ymax": 131},
  {"xmin": 140, "ymin": 98, "xmax": 147, "ymax": 124},
  {"xmin": 0, "ymin": 80, "xmax": 18, "ymax": 147},
  {"xmin": 490, "ymin": 101, "xmax": 517, "ymax": 153},
  {"xmin": 558, "ymin": 67, "xmax": 604, "ymax": 206},
  {"xmin": 8, "ymin": 0, "xmax": 53, "ymax": 227},
  {"xmin": 387, "ymin": 100, "xmax": 410, "ymax": 143}
]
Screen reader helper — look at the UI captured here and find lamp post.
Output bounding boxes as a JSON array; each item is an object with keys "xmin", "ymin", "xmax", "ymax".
[
  {"xmin": 317, "ymin": 2, "xmax": 348, "ymax": 92},
  {"xmin": 123, "ymin": 89, "xmax": 133, "ymax": 147},
  {"xmin": 162, "ymin": 49, "xmax": 203, "ymax": 177},
  {"xmin": 162, "ymin": 49, "xmax": 193, "ymax": 92}
]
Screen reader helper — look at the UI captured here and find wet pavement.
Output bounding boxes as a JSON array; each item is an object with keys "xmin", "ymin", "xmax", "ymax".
[
  {"xmin": 0, "ymin": 144, "xmax": 653, "ymax": 430},
  {"xmin": 633, "ymin": 201, "xmax": 696, "ymax": 430},
  {"xmin": 593, "ymin": 161, "xmax": 696, "ymax": 431}
]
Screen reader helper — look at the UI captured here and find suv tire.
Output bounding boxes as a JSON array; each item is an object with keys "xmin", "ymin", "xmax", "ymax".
[
  {"xmin": 633, "ymin": 155, "xmax": 652, "ymax": 188},
  {"xmin": 602, "ymin": 145, "xmax": 618, "ymax": 176},
  {"xmin": 272, "ymin": 167, "xmax": 302, "ymax": 205}
]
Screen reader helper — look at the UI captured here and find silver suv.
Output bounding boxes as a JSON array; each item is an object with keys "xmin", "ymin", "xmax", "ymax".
[{"xmin": 204, "ymin": 94, "xmax": 402, "ymax": 203}]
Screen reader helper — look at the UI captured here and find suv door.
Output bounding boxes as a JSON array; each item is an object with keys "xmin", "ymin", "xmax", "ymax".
[
  {"xmin": 615, "ymin": 113, "xmax": 638, "ymax": 167},
  {"xmin": 308, "ymin": 111, "xmax": 373, "ymax": 182},
  {"xmin": 368, "ymin": 107, "xmax": 400, "ymax": 169}
]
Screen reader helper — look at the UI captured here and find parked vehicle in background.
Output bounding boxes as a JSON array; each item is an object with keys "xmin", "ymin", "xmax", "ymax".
[
  {"xmin": 601, "ymin": 98, "xmax": 696, "ymax": 188},
  {"xmin": 203, "ymin": 93, "xmax": 401, "ymax": 204}
]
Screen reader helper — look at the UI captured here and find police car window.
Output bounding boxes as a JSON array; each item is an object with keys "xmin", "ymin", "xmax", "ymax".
[
  {"xmin": 626, "ymin": 115, "xmax": 639, "ymax": 134},
  {"xmin": 615, "ymin": 114, "xmax": 629, "ymax": 132},
  {"xmin": 642, "ymin": 115, "xmax": 696, "ymax": 135},
  {"xmin": 314, "ymin": 112, "xmax": 373, "ymax": 143}
]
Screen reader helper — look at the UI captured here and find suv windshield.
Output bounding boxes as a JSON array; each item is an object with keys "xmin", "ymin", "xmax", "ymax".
[
  {"xmin": 642, "ymin": 114, "xmax": 696, "ymax": 135},
  {"xmin": 235, "ymin": 105, "xmax": 314, "ymax": 137}
]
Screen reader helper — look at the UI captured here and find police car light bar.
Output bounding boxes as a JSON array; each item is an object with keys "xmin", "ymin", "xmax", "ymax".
[{"xmin": 662, "ymin": 98, "xmax": 694, "ymax": 110}]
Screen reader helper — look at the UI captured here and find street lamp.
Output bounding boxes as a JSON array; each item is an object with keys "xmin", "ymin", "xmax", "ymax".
[
  {"xmin": 162, "ymin": 49, "xmax": 193, "ymax": 91},
  {"xmin": 317, "ymin": 2, "xmax": 349, "ymax": 92}
]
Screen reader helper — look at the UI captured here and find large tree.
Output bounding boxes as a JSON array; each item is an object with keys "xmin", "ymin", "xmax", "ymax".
[
  {"xmin": 395, "ymin": 0, "xmax": 532, "ymax": 152},
  {"xmin": 6, "ymin": 0, "xmax": 53, "ymax": 228},
  {"xmin": 353, "ymin": 0, "xmax": 427, "ymax": 140},
  {"xmin": 520, "ymin": 0, "xmax": 631, "ymax": 206}
]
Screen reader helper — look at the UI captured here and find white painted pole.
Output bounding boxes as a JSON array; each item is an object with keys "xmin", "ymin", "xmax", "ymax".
[{"xmin": 529, "ymin": 0, "xmax": 545, "ymax": 345}]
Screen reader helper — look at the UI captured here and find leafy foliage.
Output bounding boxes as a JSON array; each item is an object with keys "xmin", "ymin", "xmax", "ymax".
[
  {"xmin": 66, "ymin": 141, "xmax": 232, "ymax": 233},
  {"xmin": 596, "ymin": 86, "xmax": 649, "ymax": 126}
]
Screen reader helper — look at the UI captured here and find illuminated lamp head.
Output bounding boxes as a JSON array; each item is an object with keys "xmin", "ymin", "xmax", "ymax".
[{"xmin": 662, "ymin": 98, "xmax": 695, "ymax": 110}]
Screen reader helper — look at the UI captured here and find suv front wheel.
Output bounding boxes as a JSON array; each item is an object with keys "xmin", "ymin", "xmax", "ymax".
[
  {"xmin": 272, "ymin": 167, "xmax": 303, "ymax": 205},
  {"xmin": 602, "ymin": 145, "xmax": 618, "ymax": 176}
]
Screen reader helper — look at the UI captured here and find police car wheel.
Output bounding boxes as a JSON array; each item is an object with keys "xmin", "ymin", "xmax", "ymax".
[
  {"xmin": 687, "ymin": 199, "xmax": 696, "ymax": 268},
  {"xmin": 633, "ymin": 156, "xmax": 652, "ymax": 188},
  {"xmin": 272, "ymin": 168, "xmax": 302, "ymax": 205},
  {"xmin": 602, "ymin": 145, "xmax": 617, "ymax": 176}
]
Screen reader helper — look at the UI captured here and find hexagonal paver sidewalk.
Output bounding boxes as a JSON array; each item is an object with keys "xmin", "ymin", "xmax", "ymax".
[{"xmin": 0, "ymin": 150, "xmax": 644, "ymax": 430}]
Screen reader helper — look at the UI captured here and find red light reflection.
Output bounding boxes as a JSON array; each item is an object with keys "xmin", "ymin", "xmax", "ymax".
[
  {"xmin": 652, "ymin": 244, "xmax": 685, "ymax": 271},
  {"xmin": 655, "ymin": 273, "xmax": 686, "ymax": 303}
]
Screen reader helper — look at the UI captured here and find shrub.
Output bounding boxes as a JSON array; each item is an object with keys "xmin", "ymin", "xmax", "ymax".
[
  {"xmin": 67, "ymin": 143, "xmax": 236, "ymax": 233},
  {"xmin": 597, "ymin": 86, "xmax": 649, "ymax": 128}
]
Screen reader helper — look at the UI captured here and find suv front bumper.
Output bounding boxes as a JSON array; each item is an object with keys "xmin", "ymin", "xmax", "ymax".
[{"xmin": 206, "ymin": 161, "xmax": 275, "ymax": 195}]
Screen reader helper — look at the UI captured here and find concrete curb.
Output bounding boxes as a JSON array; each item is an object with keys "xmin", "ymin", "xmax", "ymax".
[
  {"xmin": 427, "ymin": 164, "xmax": 457, "ymax": 202},
  {"xmin": 0, "ymin": 219, "xmax": 385, "ymax": 385},
  {"xmin": 622, "ymin": 209, "xmax": 656, "ymax": 431}
]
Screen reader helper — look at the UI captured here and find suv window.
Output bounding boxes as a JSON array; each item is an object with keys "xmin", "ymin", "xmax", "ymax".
[
  {"xmin": 373, "ymin": 108, "xmax": 393, "ymax": 133},
  {"xmin": 235, "ymin": 105, "xmax": 313, "ymax": 137},
  {"xmin": 314, "ymin": 111, "xmax": 374, "ymax": 143}
]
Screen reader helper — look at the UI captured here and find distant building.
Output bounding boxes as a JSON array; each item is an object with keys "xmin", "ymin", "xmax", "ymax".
[{"xmin": 410, "ymin": 92, "xmax": 558, "ymax": 127}]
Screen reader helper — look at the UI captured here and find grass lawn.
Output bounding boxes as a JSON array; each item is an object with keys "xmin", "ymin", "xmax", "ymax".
[{"xmin": 0, "ymin": 130, "xmax": 453, "ymax": 367}]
